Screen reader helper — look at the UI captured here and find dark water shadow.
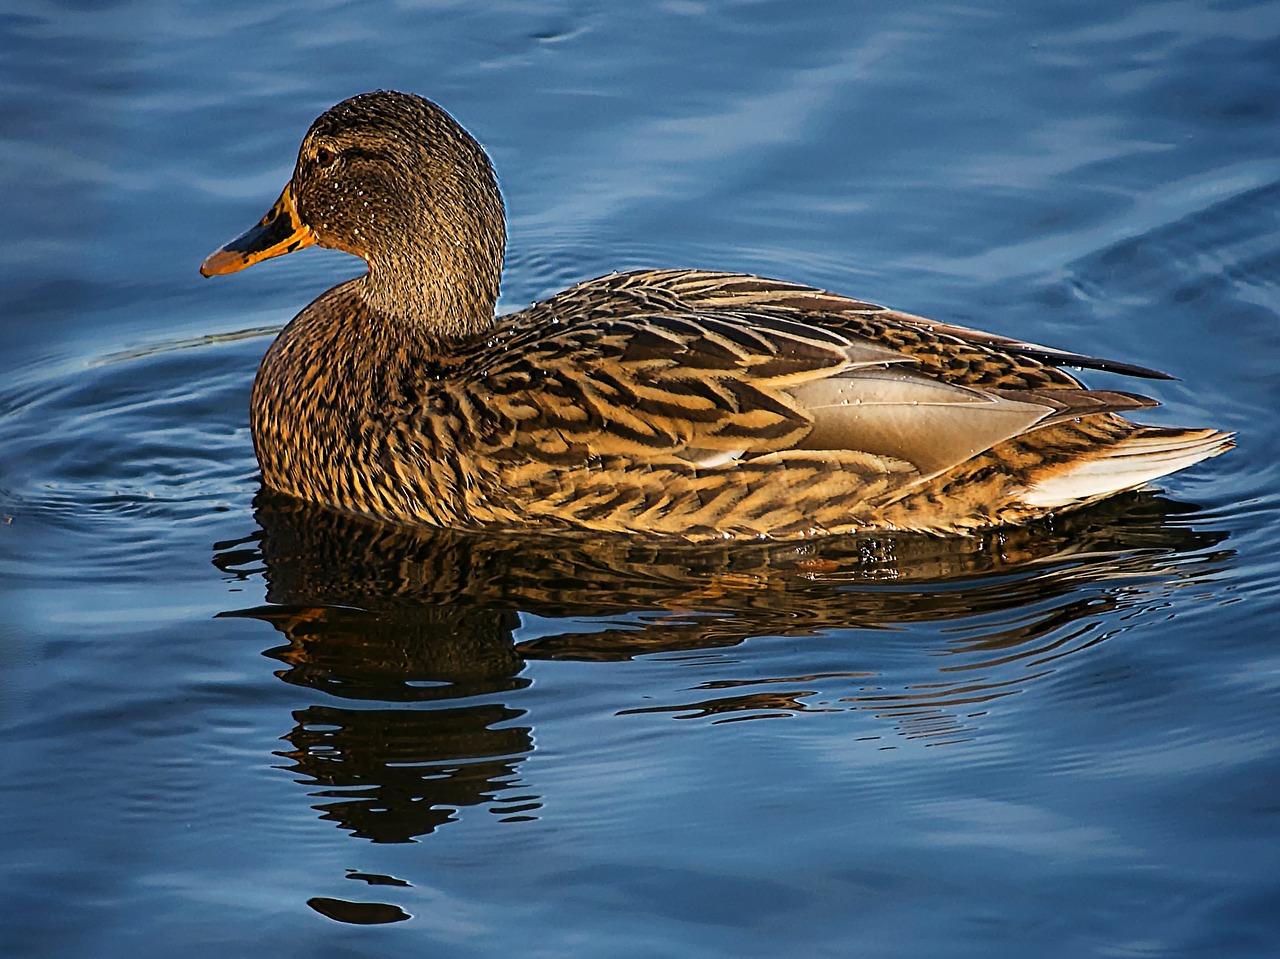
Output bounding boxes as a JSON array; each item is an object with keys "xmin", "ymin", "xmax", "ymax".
[{"xmin": 214, "ymin": 489, "xmax": 1231, "ymax": 850}]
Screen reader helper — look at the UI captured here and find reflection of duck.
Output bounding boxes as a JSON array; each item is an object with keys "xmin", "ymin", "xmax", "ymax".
[
  {"xmin": 219, "ymin": 489, "xmax": 1228, "ymax": 712},
  {"xmin": 222, "ymin": 490, "xmax": 1231, "ymax": 641},
  {"xmin": 278, "ymin": 700, "xmax": 534, "ymax": 843},
  {"xmin": 215, "ymin": 491, "xmax": 1227, "ymax": 839},
  {"xmin": 201, "ymin": 90, "xmax": 1231, "ymax": 539}
]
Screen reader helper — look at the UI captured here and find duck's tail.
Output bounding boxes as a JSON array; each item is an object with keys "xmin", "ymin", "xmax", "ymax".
[{"xmin": 1020, "ymin": 426, "xmax": 1234, "ymax": 510}]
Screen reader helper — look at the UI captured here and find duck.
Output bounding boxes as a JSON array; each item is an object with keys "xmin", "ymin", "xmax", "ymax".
[{"xmin": 200, "ymin": 90, "xmax": 1232, "ymax": 541}]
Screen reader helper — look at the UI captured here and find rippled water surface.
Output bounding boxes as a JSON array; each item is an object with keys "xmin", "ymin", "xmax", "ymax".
[{"xmin": 3, "ymin": 2, "xmax": 1279, "ymax": 957}]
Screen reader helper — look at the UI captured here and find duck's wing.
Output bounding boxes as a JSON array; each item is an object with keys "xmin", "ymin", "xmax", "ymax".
[
  {"xmin": 605, "ymin": 269, "xmax": 1176, "ymax": 385},
  {"xmin": 473, "ymin": 280, "xmax": 1155, "ymax": 485},
  {"xmin": 475, "ymin": 308, "xmax": 907, "ymax": 464},
  {"xmin": 791, "ymin": 369, "xmax": 1155, "ymax": 482}
]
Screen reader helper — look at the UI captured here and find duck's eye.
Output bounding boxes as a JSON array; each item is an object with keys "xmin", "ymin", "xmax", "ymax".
[{"xmin": 315, "ymin": 146, "xmax": 337, "ymax": 168}]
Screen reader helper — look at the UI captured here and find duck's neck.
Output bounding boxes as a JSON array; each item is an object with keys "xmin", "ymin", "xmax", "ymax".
[{"xmin": 360, "ymin": 235, "xmax": 504, "ymax": 341}]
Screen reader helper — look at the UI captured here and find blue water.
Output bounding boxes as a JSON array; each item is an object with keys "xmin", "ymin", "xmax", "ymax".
[{"xmin": 3, "ymin": 1, "xmax": 1279, "ymax": 956}]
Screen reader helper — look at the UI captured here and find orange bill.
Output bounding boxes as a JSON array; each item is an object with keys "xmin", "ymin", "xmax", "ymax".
[{"xmin": 200, "ymin": 183, "xmax": 316, "ymax": 277}]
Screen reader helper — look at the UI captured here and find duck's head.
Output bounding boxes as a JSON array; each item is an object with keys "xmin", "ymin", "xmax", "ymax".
[{"xmin": 201, "ymin": 90, "xmax": 506, "ymax": 337}]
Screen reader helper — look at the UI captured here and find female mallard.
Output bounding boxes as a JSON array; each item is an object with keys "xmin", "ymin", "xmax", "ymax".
[{"xmin": 201, "ymin": 90, "xmax": 1231, "ymax": 540}]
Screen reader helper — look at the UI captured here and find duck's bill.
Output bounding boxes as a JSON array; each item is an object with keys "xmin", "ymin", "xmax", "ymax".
[{"xmin": 200, "ymin": 184, "xmax": 316, "ymax": 277}]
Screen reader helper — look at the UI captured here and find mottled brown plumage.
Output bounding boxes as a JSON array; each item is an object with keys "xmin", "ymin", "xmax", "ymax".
[{"xmin": 201, "ymin": 90, "xmax": 1232, "ymax": 540}]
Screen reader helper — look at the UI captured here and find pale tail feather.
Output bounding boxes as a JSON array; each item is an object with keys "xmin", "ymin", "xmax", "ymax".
[{"xmin": 1021, "ymin": 428, "xmax": 1234, "ymax": 509}]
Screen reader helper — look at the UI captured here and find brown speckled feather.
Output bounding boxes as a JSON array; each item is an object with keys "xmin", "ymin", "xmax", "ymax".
[{"xmin": 203, "ymin": 92, "xmax": 1232, "ymax": 540}]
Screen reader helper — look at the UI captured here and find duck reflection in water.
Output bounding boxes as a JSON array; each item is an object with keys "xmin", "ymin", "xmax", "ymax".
[{"xmin": 215, "ymin": 489, "xmax": 1228, "ymax": 844}]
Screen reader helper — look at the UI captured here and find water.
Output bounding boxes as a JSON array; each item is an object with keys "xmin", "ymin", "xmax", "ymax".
[{"xmin": 3, "ymin": 1, "xmax": 1279, "ymax": 956}]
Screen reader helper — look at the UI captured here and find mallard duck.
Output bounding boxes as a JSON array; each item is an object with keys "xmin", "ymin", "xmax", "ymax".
[{"xmin": 201, "ymin": 90, "xmax": 1231, "ymax": 540}]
